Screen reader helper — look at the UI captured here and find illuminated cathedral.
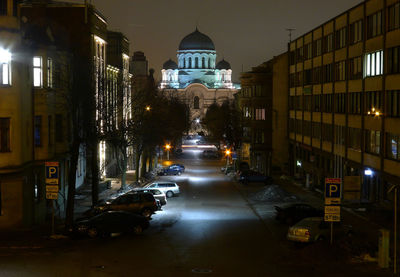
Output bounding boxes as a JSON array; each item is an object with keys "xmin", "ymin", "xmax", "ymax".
[{"xmin": 160, "ymin": 28, "xmax": 239, "ymax": 133}]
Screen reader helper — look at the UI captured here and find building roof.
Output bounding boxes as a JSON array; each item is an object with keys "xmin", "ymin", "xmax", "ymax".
[
  {"xmin": 216, "ymin": 59, "xmax": 231, "ymax": 69},
  {"xmin": 179, "ymin": 28, "xmax": 215, "ymax": 51},
  {"xmin": 163, "ymin": 59, "xmax": 178, "ymax": 70}
]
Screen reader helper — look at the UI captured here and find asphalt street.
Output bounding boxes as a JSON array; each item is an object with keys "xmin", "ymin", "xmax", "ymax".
[{"xmin": 0, "ymin": 152, "xmax": 392, "ymax": 276}]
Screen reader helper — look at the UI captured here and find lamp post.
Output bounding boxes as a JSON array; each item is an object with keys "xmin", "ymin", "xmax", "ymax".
[
  {"xmin": 225, "ymin": 149, "xmax": 231, "ymax": 168},
  {"xmin": 145, "ymin": 105, "xmax": 151, "ymax": 112},
  {"xmin": 165, "ymin": 144, "xmax": 171, "ymax": 161}
]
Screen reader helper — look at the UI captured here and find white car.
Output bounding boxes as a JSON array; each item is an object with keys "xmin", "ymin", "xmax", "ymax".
[{"xmin": 145, "ymin": 182, "xmax": 180, "ymax": 198}]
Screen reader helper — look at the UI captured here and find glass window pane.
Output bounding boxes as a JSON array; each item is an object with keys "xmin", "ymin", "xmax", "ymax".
[
  {"xmin": 2, "ymin": 63, "xmax": 8, "ymax": 85},
  {"xmin": 34, "ymin": 68, "xmax": 41, "ymax": 87},
  {"xmin": 33, "ymin": 57, "xmax": 41, "ymax": 67}
]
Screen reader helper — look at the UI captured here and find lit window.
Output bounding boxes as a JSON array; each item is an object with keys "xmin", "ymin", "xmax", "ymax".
[
  {"xmin": 0, "ymin": 49, "xmax": 11, "ymax": 85},
  {"xmin": 33, "ymin": 56, "xmax": 43, "ymax": 87},
  {"xmin": 47, "ymin": 58, "xmax": 53, "ymax": 88},
  {"xmin": 364, "ymin": 50, "xmax": 383, "ymax": 77},
  {"xmin": 255, "ymin": 108, "xmax": 265, "ymax": 120}
]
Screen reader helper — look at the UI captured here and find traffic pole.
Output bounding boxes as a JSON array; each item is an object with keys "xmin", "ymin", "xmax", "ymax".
[
  {"xmin": 395, "ymin": 187, "xmax": 397, "ymax": 274},
  {"xmin": 51, "ymin": 199, "xmax": 55, "ymax": 236}
]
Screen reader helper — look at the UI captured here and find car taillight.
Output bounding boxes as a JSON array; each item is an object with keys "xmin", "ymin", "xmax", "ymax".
[{"xmin": 305, "ymin": 230, "xmax": 310, "ymax": 237}]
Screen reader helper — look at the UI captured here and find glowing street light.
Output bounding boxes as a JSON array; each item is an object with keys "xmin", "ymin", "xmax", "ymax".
[
  {"xmin": 145, "ymin": 105, "xmax": 151, "ymax": 111},
  {"xmin": 0, "ymin": 49, "xmax": 11, "ymax": 63},
  {"xmin": 165, "ymin": 143, "xmax": 171, "ymax": 160},
  {"xmin": 225, "ymin": 149, "xmax": 231, "ymax": 167}
]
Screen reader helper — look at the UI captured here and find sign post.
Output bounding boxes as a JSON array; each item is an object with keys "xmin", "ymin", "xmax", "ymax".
[
  {"xmin": 45, "ymin": 162, "xmax": 59, "ymax": 236},
  {"xmin": 324, "ymin": 178, "xmax": 342, "ymax": 245}
]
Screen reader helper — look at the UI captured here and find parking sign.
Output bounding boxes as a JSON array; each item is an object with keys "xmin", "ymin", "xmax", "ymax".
[
  {"xmin": 45, "ymin": 162, "xmax": 59, "ymax": 185},
  {"xmin": 325, "ymin": 178, "xmax": 341, "ymax": 205}
]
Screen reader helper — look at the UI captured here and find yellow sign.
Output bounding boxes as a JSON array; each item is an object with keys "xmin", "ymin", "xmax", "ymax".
[
  {"xmin": 324, "ymin": 205, "xmax": 340, "ymax": 222},
  {"xmin": 46, "ymin": 192, "xmax": 58, "ymax": 200},
  {"xmin": 46, "ymin": 185, "xmax": 59, "ymax": 193},
  {"xmin": 45, "ymin": 161, "xmax": 60, "ymax": 185},
  {"xmin": 343, "ymin": 176, "xmax": 361, "ymax": 200}
]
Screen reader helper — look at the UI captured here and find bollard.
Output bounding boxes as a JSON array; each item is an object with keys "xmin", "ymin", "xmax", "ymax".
[{"xmin": 378, "ymin": 229, "xmax": 390, "ymax": 268}]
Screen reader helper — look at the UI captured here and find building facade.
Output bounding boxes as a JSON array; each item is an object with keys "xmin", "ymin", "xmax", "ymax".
[
  {"xmin": 160, "ymin": 29, "xmax": 239, "ymax": 134},
  {"xmin": 238, "ymin": 53, "xmax": 288, "ymax": 176},
  {"xmin": 288, "ymin": 0, "xmax": 400, "ymax": 204}
]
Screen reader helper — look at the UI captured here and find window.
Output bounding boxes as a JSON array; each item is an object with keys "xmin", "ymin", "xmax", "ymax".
[
  {"xmin": 33, "ymin": 56, "xmax": 42, "ymax": 87},
  {"xmin": 195, "ymin": 57, "xmax": 198, "ymax": 68},
  {"xmin": 255, "ymin": 108, "xmax": 265, "ymax": 120},
  {"xmin": 322, "ymin": 94, "xmax": 333, "ymax": 113},
  {"xmin": 322, "ymin": 123, "xmax": 333, "ymax": 142},
  {"xmin": 313, "ymin": 39, "xmax": 322, "ymax": 57},
  {"xmin": 348, "ymin": 127, "xmax": 361, "ymax": 150},
  {"xmin": 367, "ymin": 10, "xmax": 382, "ymax": 39},
  {"xmin": 295, "ymin": 119, "xmax": 302, "ymax": 134},
  {"xmin": 386, "ymin": 133, "xmax": 400, "ymax": 160},
  {"xmin": 254, "ymin": 129, "xmax": 264, "ymax": 143},
  {"xmin": 365, "ymin": 130, "xmax": 380, "ymax": 155},
  {"xmin": 323, "ymin": 64, "xmax": 333, "ymax": 83},
  {"xmin": 388, "ymin": 46, "xmax": 400, "ymax": 74},
  {"xmin": 312, "ymin": 66, "xmax": 322, "ymax": 84},
  {"xmin": 388, "ymin": 2, "xmax": 400, "ymax": 31},
  {"xmin": 335, "ymin": 93, "xmax": 346, "ymax": 113},
  {"xmin": 350, "ymin": 20, "xmax": 363, "ymax": 44},
  {"xmin": 335, "ymin": 27, "xmax": 347, "ymax": 49},
  {"xmin": 289, "ymin": 119, "xmax": 295, "ymax": 133},
  {"xmin": 295, "ymin": 95, "xmax": 302, "ymax": 110},
  {"xmin": 312, "ymin": 122, "xmax": 321, "ymax": 139},
  {"xmin": 313, "ymin": 95, "xmax": 321, "ymax": 112},
  {"xmin": 289, "ymin": 73, "xmax": 296, "ymax": 88},
  {"xmin": 0, "ymin": 118, "xmax": 10, "ymax": 152},
  {"xmin": 304, "ymin": 43, "xmax": 312, "ymax": 60},
  {"xmin": 364, "ymin": 91, "xmax": 382, "ymax": 114},
  {"xmin": 0, "ymin": 0, "xmax": 6, "ymax": 15},
  {"xmin": 323, "ymin": 33, "xmax": 333, "ymax": 53},
  {"xmin": 47, "ymin": 58, "xmax": 53, "ymax": 88},
  {"xmin": 364, "ymin": 50, "xmax": 383, "ymax": 77},
  {"xmin": 348, "ymin": 56, "xmax": 362, "ymax": 79},
  {"xmin": 295, "ymin": 71, "xmax": 303, "ymax": 86},
  {"xmin": 304, "ymin": 69, "xmax": 312, "ymax": 85},
  {"xmin": 303, "ymin": 120, "xmax": 311, "ymax": 137},
  {"xmin": 386, "ymin": 90, "xmax": 400, "ymax": 117},
  {"xmin": 55, "ymin": 114, "xmax": 63, "ymax": 142},
  {"xmin": 289, "ymin": 51, "xmax": 295, "ymax": 65},
  {"xmin": 34, "ymin": 116, "xmax": 41, "ymax": 147},
  {"xmin": 193, "ymin": 96, "xmax": 199, "ymax": 109},
  {"xmin": 296, "ymin": 47, "xmax": 303, "ymax": 63},
  {"xmin": 335, "ymin": 125, "xmax": 346, "ymax": 145},
  {"xmin": 349, "ymin": 92, "xmax": 361, "ymax": 114},
  {"xmin": 335, "ymin": 60, "xmax": 346, "ymax": 81},
  {"xmin": 0, "ymin": 49, "xmax": 11, "ymax": 85},
  {"xmin": 304, "ymin": 95, "xmax": 312, "ymax": 111}
]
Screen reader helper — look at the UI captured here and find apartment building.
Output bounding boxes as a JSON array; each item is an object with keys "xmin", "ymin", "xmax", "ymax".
[
  {"xmin": 238, "ymin": 53, "xmax": 288, "ymax": 175},
  {"xmin": 288, "ymin": 0, "xmax": 400, "ymax": 204}
]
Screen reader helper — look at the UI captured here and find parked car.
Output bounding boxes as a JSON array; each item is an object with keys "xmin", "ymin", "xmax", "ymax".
[
  {"xmin": 274, "ymin": 203, "xmax": 323, "ymax": 225},
  {"xmin": 144, "ymin": 182, "xmax": 180, "ymax": 198},
  {"xmin": 131, "ymin": 188, "xmax": 167, "ymax": 206},
  {"xmin": 170, "ymin": 163, "xmax": 185, "ymax": 172},
  {"xmin": 93, "ymin": 192, "xmax": 158, "ymax": 218},
  {"xmin": 287, "ymin": 217, "xmax": 353, "ymax": 243},
  {"xmin": 157, "ymin": 166, "xmax": 182, "ymax": 176},
  {"xmin": 202, "ymin": 149, "xmax": 219, "ymax": 158},
  {"xmin": 72, "ymin": 211, "xmax": 149, "ymax": 238},
  {"xmin": 238, "ymin": 170, "xmax": 273, "ymax": 185}
]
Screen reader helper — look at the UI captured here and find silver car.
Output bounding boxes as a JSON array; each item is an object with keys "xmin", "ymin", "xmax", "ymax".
[
  {"xmin": 132, "ymin": 188, "xmax": 167, "ymax": 206},
  {"xmin": 145, "ymin": 182, "xmax": 180, "ymax": 198}
]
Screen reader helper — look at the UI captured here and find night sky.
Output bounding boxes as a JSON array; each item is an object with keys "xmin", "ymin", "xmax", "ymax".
[{"xmin": 58, "ymin": 0, "xmax": 362, "ymax": 82}]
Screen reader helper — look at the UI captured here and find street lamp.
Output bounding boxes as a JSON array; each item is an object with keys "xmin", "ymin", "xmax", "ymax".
[
  {"xmin": 225, "ymin": 149, "xmax": 231, "ymax": 167},
  {"xmin": 165, "ymin": 143, "xmax": 171, "ymax": 160},
  {"xmin": 145, "ymin": 105, "xmax": 151, "ymax": 112}
]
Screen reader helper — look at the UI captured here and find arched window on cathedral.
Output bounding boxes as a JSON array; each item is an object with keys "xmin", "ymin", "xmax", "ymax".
[
  {"xmin": 208, "ymin": 57, "xmax": 212, "ymax": 68},
  {"xmin": 202, "ymin": 57, "xmax": 205, "ymax": 68},
  {"xmin": 195, "ymin": 57, "xmax": 199, "ymax": 68},
  {"xmin": 194, "ymin": 96, "xmax": 200, "ymax": 109},
  {"xmin": 188, "ymin": 57, "xmax": 192, "ymax": 68}
]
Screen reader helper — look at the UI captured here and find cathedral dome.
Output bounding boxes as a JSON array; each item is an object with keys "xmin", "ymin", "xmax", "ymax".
[
  {"xmin": 216, "ymin": 59, "xmax": 231, "ymax": 69},
  {"xmin": 163, "ymin": 59, "xmax": 178, "ymax": 70},
  {"xmin": 179, "ymin": 29, "xmax": 215, "ymax": 51}
]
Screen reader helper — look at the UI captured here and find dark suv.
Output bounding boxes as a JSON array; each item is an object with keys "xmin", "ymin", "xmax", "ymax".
[{"xmin": 93, "ymin": 192, "xmax": 158, "ymax": 218}]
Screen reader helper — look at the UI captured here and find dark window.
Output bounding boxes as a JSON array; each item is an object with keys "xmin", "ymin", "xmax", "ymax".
[
  {"xmin": 348, "ymin": 127, "xmax": 362, "ymax": 150},
  {"xmin": 364, "ymin": 91, "xmax": 382, "ymax": 115},
  {"xmin": 48, "ymin": 115, "xmax": 52, "ymax": 146},
  {"xmin": 289, "ymin": 51, "xmax": 295, "ymax": 65},
  {"xmin": 289, "ymin": 118, "xmax": 295, "ymax": 133},
  {"xmin": 289, "ymin": 73, "xmax": 296, "ymax": 87},
  {"xmin": 322, "ymin": 94, "xmax": 333, "ymax": 113},
  {"xmin": 335, "ymin": 93, "xmax": 346, "ymax": 113},
  {"xmin": 295, "ymin": 71, "xmax": 303, "ymax": 86},
  {"xmin": 349, "ymin": 92, "xmax": 361, "ymax": 114},
  {"xmin": 304, "ymin": 43, "xmax": 312, "ymax": 60},
  {"xmin": 0, "ymin": 118, "xmax": 10, "ymax": 152},
  {"xmin": 323, "ymin": 33, "xmax": 333, "ymax": 53},
  {"xmin": 296, "ymin": 47, "xmax": 304, "ymax": 63},
  {"xmin": 367, "ymin": 10, "xmax": 383, "ymax": 39},
  {"xmin": 55, "ymin": 114, "xmax": 63, "ymax": 142},
  {"xmin": 335, "ymin": 27, "xmax": 347, "ymax": 49},
  {"xmin": 323, "ymin": 64, "xmax": 333, "ymax": 83},
  {"xmin": 295, "ymin": 119, "xmax": 302, "ymax": 134},
  {"xmin": 348, "ymin": 56, "xmax": 363, "ymax": 79},
  {"xmin": 193, "ymin": 96, "xmax": 199, "ymax": 109},
  {"xmin": 312, "ymin": 66, "xmax": 322, "ymax": 84},
  {"xmin": 202, "ymin": 57, "xmax": 205, "ymax": 68},
  {"xmin": 350, "ymin": 20, "xmax": 363, "ymax": 44},
  {"xmin": 386, "ymin": 90, "xmax": 400, "ymax": 117},
  {"xmin": 335, "ymin": 125, "xmax": 346, "ymax": 145},
  {"xmin": 388, "ymin": 46, "xmax": 400, "ymax": 74},
  {"xmin": 322, "ymin": 123, "xmax": 333, "ymax": 142},
  {"xmin": 313, "ymin": 95, "xmax": 321, "ymax": 112},
  {"xmin": 312, "ymin": 122, "xmax": 321, "ymax": 139},
  {"xmin": 388, "ymin": 2, "xmax": 400, "ymax": 31},
  {"xmin": 0, "ymin": 0, "xmax": 7, "ymax": 15},
  {"xmin": 195, "ymin": 57, "xmax": 199, "ymax": 68},
  {"xmin": 304, "ymin": 95, "xmax": 312, "ymax": 111},
  {"xmin": 335, "ymin": 60, "xmax": 346, "ymax": 81},
  {"xmin": 304, "ymin": 69, "xmax": 312, "ymax": 85},
  {"xmin": 188, "ymin": 57, "xmax": 192, "ymax": 68},
  {"xmin": 313, "ymin": 39, "xmax": 322, "ymax": 57},
  {"xmin": 365, "ymin": 130, "xmax": 381, "ymax": 155},
  {"xmin": 303, "ymin": 120, "xmax": 311, "ymax": 137},
  {"xmin": 34, "ymin": 116, "xmax": 41, "ymax": 147}
]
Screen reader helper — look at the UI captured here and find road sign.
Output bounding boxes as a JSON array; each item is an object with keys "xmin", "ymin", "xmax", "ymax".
[
  {"xmin": 45, "ymin": 162, "xmax": 59, "ymax": 185},
  {"xmin": 325, "ymin": 178, "xmax": 341, "ymax": 205},
  {"xmin": 46, "ymin": 185, "xmax": 59, "ymax": 193},
  {"xmin": 324, "ymin": 205, "xmax": 341, "ymax": 222},
  {"xmin": 46, "ymin": 192, "xmax": 58, "ymax": 200}
]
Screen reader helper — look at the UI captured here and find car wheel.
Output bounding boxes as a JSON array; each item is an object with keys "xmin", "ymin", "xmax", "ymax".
[
  {"xmin": 133, "ymin": 224, "xmax": 143, "ymax": 235},
  {"xmin": 141, "ymin": 208, "xmax": 152, "ymax": 219},
  {"xmin": 166, "ymin": 191, "xmax": 174, "ymax": 198},
  {"xmin": 88, "ymin": 227, "xmax": 98, "ymax": 238}
]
